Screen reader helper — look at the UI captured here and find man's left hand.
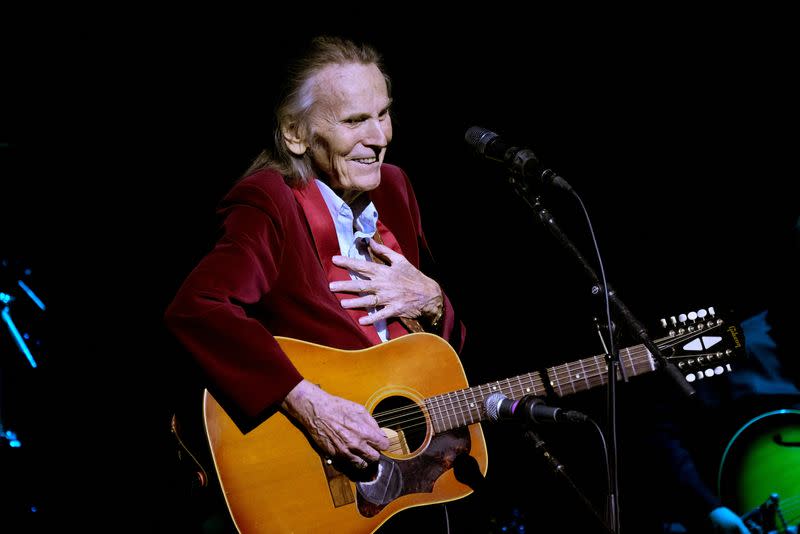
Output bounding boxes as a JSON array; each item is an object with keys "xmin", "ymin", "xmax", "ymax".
[{"xmin": 329, "ymin": 238, "xmax": 442, "ymax": 326}]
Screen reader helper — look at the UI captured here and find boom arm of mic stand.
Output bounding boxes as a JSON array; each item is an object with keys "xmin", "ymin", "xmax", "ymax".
[{"xmin": 509, "ymin": 174, "xmax": 695, "ymax": 398}]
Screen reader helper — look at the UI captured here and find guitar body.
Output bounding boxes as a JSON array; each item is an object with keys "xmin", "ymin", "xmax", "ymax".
[
  {"xmin": 718, "ymin": 409, "xmax": 800, "ymax": 528},
  {"xmin": 203, "ymin": 333, "xmax": 487, "ymax": 534}
]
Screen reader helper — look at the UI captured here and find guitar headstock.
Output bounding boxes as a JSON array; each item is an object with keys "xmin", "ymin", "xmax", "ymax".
[{"xmin": 655, "ymin": 307, "xmax": 746, "ymax": 383}]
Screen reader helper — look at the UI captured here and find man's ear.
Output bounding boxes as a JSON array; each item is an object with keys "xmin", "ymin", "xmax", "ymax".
[{"xmin": 282, "ymin": 123, "xmax": 308, "ymax": 155}]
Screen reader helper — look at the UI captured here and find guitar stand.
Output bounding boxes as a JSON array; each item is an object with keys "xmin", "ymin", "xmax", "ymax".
[{"xmin": 522, "ymin": 427, "xmax": 613, "ymax": 534}]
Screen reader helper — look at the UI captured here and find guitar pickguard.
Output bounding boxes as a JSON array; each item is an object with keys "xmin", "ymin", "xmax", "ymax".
[{"xmin": 357, "ymin": 428, "xmax": 471, "ymax": 517}]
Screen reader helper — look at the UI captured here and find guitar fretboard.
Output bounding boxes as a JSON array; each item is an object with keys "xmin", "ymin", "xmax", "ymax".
[{"xmin": 424, "ymin": 344, "xmax": 655, "ymax": 433}]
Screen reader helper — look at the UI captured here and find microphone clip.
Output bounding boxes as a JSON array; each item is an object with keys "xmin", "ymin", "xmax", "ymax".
[{"xmin": 516, "ymin": 395, "xmax": 589, "ymax": 424}]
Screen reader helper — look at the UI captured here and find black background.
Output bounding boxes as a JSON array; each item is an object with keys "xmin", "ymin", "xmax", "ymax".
[{"xmin": 2, "ymin": 14, "xmax": 797, "ymax": 533}]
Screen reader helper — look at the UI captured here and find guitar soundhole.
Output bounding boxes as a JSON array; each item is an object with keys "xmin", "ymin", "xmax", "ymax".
[{"xmin": 373, "ymin": 395, "xmax": 427, "ymax": 455}]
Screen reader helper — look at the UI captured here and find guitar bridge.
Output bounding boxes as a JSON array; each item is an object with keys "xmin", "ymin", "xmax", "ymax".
[{"xmin": 321, "ymin": 459, "xmax": 356, "ymax": 508}]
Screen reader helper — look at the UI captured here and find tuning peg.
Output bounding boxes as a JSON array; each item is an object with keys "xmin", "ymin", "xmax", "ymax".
[
  {"xmin": 708, "ymin": 307, "xmax": 716, "ymax": 317},
  {"xmin": 678, "ymin": 313, "xmax": 688, "ymax": 323},
  {"xmin": 695, "ymin": 309, "xmax": 708, "ymax": 329}
]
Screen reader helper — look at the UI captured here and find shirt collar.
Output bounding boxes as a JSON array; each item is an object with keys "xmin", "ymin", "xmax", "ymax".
[{"xmin": 315, "ymin": 179, "xmax": 379, "ymax": 240}]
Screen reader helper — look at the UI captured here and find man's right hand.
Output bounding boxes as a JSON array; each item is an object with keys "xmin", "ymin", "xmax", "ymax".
[{"xmin": 281, "ymin": 379, "xmax": 390, "ymax": 470}]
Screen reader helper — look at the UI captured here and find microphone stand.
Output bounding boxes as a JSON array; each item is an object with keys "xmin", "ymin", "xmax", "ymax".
[
  {"xmin": 505, "ymin": 170, "xmax": 696, "ymax": 534},
  {"xmin": 522, "ymin": 426, "xmax": 613, "ymax": 534}
]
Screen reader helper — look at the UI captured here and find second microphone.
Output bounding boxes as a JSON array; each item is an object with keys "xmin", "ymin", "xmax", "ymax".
[{"xmin": 484, "ymin": 393, "xmax": 588, "ymax": 424}]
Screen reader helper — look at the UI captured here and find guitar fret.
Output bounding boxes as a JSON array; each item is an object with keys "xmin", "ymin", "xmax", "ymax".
[
  {"xmin": 445, "ymin": 392, "xmax": 455, "ymax": 431},
  {"xmin": 456, "ymin": 390, "xmax": 467, "ymax": 427},
  {"xmin": 434, "ymin": 395, "xmax": 446, "ymax": 433},
  {"xmin": 464, "ymin": 388, "xmax": 480, "ymax": 424},
  {"xmin": 639, "ymin": 348, "xmax": 650, "ymax": 373},
  {"xmin": 475, "ymin": 385, "xmax": 485, "ymax": 421},
  {"xmin": 456, "ymin": 389, "xmax": 464, "ymax": 424},
  {"xmin": 520, "ymin": 374, "xmax": 530, "ymax": 396},
  {"xmin": 627, "ymin": 346, "xmax": 643, "ymax": 376},
  {"xmin": 642, "ymin": 348, "xmax": 652, "ymax": 373},
  {"xmin": 453, "ymin": 391, "xmax": 461, "ymax": 426},
  {"xmin": 454, "ymin": 391, "xmax": 463, "ymax": 427},
  {"xmin": 469, "ymin": 389, "xmax": 479, "ymax": 424},
  {"xmin": 566, "ymin": 361, "xmax": 577, "ymax": 394},
  {"xmin": 439, "ymin": 394, "xmax": 450, "ymax": 431},
  {"xmin": 551, "ymin": 366, "xmax": 564, "ymax": 397},
  {"xmin": 467, "ymin": 387, "xmax": 478, "ymax": 423},
  {"xmin": 450, "ymin": 392, "xmax": 459, "ymax": 430},
  {"xmin": 625, "ymin": 347, "xmax": 636, "ymax": 376},
  {"xmin": 443, "ymin": 392, "xmax": 453, "ymax": 430},
  {"xmin": 441, "ymin": 394, "xmax": 451, "ymax": 432},
  {"xmin": 425, "ymin": 397, "xmax": 433, "ymax": 433},
  {"xmin": 578, "ymin": 358, "xmax": 590, "ymax": 390},
  {"xmin": 594, "ymin": 355, "xmax": 607, "ymax": 386},
  {"xmin": 516, "ymin": 375, "xmax": 525, "ymax": 400},
  {"xmin": 462, "ymin": 389, "xmax": 474, "ymax": 425},
  {"xmin": 639, "ymin": 347, "xmax": 653, "ymax": 373},
  {"xmin": 435, "ymin": 394, "xmax": 445, "ymax": 432},
  {"xmin": 483, "ymin": 384, "xmax": 493, "ymax": 414},
  {"xmin": 426, "ymin": 397, "xmax": 437, "ymax": 434},
  {"xmin": 645, "ymin": 348, "xmax": 656, "ymax": 371},
  {"xmin": 439, "ymin": 393, "xmax": 449, "ymax": 431}
]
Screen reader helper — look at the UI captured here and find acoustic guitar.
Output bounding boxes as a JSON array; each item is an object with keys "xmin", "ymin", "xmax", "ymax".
[{"xmin": 204, "ymin": 312, "xmax": 744, "ymax": 533}]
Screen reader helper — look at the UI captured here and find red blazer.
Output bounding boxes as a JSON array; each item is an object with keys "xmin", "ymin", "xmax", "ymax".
[{"xmin": 164, "ymin": 164, "xmax": 465, "ymax": 422}]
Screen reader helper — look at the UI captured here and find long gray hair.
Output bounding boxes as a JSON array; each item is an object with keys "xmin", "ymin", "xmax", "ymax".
[{"xmin": 243, "ymin": 36, "xmax": 391, "ymax": 187}]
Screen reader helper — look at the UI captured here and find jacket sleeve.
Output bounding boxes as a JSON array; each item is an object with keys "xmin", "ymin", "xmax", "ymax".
[{"xmin": 164, "ymin": 187, "xmax": 302, "ymax": 421}]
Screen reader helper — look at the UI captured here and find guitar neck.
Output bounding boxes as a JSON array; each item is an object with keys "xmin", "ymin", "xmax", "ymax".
[{"xmin": 425, "ymin": 343, "xmax": 655, "ymax": 433}]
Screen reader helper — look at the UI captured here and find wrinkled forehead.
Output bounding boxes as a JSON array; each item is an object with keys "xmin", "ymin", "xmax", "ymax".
[{"xmin": 310, "ymin": 63, "xmax": 388, "ymax": 115}]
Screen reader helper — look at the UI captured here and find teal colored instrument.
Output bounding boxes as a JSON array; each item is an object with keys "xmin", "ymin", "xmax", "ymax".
[{"xmin": 718, "ymin": 409, "xmax": 800, "ymax": 532}]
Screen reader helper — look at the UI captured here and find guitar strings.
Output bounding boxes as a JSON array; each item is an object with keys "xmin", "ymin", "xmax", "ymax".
[
  {"xmin": 375, "ymin": 346, "xmax": 656, "ymax": 425},
  {"xmin": 376, "ymin": 352, "xmax": 672, "ymax": 454},
  {"xmin": 374, "ymin": 326, "xmax": 731, "ymax": 450},
  {"xmin": 371, "ymin": 344, "xmax": 654, "ymax": 425},
  {"xmin": 373, "ymin": 349, "xmax": 657, "ymax": 432},
  {"xmin": 375, "ymin": 348, "xmax": 656, "ymax": 429}
]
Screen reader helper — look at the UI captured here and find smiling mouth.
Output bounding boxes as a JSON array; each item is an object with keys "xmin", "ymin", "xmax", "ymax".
[{"xmin": 350, "ymin": 157, "xmax": 378, "ymax": 165}]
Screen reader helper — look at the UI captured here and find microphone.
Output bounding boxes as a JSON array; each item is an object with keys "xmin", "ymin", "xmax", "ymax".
[
  {"xmin": 484, "ymin": 393, "xmax": 588, "ymax": 424},
  {"xmin": 464, "ymin": 126, "xmax": 572, "ymax": 192}
]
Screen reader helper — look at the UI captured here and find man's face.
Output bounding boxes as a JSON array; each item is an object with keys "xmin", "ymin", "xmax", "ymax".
[{"xmin": 306, "ymin": 63, "xmax": 392, "ymax": 200}]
